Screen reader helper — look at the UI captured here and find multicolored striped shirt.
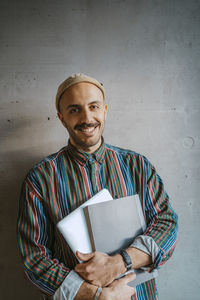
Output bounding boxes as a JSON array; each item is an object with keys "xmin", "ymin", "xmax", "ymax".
[{"xmin": 17, "ymin": 141, "xmax": 178, "ymax": 300}]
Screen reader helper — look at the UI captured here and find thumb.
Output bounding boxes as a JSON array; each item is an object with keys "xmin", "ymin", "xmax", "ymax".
[{"xmin": 76, "ymin": 251, "xmax": 95, "ymax": 262}]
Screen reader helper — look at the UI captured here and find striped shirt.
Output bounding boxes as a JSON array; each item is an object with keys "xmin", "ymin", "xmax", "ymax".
[{"xmin": 17, "ymin": 141, "xmax": 178, "ymax": 300}]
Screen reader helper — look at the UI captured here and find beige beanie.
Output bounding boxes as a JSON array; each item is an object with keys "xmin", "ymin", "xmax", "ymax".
[{"xmin": 56, "ymin": 73, "xmax": 105, "ymax": 112}]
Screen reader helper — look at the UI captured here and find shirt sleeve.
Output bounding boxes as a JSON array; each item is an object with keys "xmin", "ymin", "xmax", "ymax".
[
  {"xmin": 133, "ymin": 156, "xmax": 178, "ymax": 269},
  {"xmin": 17, "ymin": 175, "xmax": 71, "ymax": 296},
  {"xmin": 53, "ymin": 271, "xmax": 84, "ymax": 300},
  {"xmin": 130, "ymin": 235, "xmax": 160, "ymax": 265}
]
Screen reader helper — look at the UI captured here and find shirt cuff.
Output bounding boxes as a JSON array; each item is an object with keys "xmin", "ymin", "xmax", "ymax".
[
  {"xmin": 130, "ymin": 235, "xmax": 161, "ymax": 270},
  {"xmin": 53, "ymin": 270, "xmax": 84, "ymax": 300}
]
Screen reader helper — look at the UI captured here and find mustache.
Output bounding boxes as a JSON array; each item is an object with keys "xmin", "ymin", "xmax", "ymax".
[{"xmin": 75, "ymin": 122, "xmax": 100, "ymax": 130}]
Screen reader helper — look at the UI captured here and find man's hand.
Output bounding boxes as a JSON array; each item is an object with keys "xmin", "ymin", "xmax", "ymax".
[
  {"xmin": 75, "ymin": 251, "xmax": 124, "ymax": 287},
  {"xmin": 74, "ymin": 272, "xmax": 136, "ymax": 300},
  {"xmin": 99, "ymin": 273, "xmax": 136, "ymax": 300}
]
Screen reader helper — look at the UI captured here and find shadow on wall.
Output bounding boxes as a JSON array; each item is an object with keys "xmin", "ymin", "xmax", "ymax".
[{"xmin": 0, "ymin": 119, "xmax": 46, "ymax": 299}]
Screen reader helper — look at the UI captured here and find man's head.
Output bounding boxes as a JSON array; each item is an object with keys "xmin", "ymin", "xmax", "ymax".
[{"xmin": 56, "ymin": 74, "xmax": 107, "ymax": 153}]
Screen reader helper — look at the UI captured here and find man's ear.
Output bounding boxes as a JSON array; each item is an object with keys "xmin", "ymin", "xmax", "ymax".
[
  {"xmin": 104, "ymin": 104, "xmax": 108, "ymax": 119},
  {"xmin": 57, "ymin": 112, "xmax": 66, "ymax": 127}
]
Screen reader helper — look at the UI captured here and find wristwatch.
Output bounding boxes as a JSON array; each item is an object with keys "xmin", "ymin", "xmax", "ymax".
[{"xmin": 120, "ymin": 249, "xmax": 132, "ymax": 271}]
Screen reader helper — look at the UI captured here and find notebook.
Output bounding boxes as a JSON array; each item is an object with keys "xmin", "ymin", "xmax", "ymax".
[{"xmin": 83, "ymin": 195, "xmax": 158, "ymax": 286}]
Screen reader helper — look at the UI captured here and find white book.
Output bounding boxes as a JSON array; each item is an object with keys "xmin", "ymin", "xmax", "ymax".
[{"xmin": 57, "ymin": 189, "xmax": 113, "ymax": 258}]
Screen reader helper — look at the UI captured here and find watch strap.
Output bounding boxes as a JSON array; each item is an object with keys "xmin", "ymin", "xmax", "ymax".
[{"xmin": 120, "ymin": 249, "xmax": 132, "ymax": 271}]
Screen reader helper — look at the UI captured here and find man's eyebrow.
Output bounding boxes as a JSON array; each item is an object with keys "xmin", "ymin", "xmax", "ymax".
[
  {"xmin": 88, "ymin": 100, "xmax": 102, "ymax": 104},
  {"xmin": 66, "ymin": 104, "xmax": 80, "ymax": 110},
  {"xmin": 66, "ymin": 100, "xmax": 102, "ymax": 110}
]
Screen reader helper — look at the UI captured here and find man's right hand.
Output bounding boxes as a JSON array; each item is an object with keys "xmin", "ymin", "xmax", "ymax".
[
  {"xmin": 99, "ymin": 273, "xmax": 136, "ymax": 300},
  {"xmin": 74, "ymin": 273, "xmax": 136, "ymax": 300}
]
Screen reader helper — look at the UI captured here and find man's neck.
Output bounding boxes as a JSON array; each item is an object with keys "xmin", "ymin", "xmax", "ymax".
[{"xmin": 69, "ymin": 138, "xmax": 103, "ymax": 154}]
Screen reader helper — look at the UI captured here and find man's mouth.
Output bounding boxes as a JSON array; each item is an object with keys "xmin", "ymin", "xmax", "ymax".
[{"xmin": 75, "ymin": 123, "xmax": 100, "ymax": 134}]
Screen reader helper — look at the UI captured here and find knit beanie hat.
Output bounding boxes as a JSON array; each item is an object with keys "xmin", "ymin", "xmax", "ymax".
[{"xmin": 56, "ymin": 73, "xmax": 105, "ymax": 112}]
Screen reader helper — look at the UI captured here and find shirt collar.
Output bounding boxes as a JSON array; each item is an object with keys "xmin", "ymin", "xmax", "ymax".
[{"xmin": 66, "ymin": 138, "xmax": 106, "ymax": 166}]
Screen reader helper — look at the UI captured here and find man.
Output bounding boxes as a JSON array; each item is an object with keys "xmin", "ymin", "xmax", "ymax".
[{"xmin": 17, "ymin": 73, "xmax": 178, "ymax": 300}]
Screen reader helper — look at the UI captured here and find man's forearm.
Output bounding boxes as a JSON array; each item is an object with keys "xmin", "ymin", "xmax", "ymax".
[
  {"xmin": 74, "ymin": 281, "xmax": 97, "ymax": 300},
  {"xmin": 126, "ymin": 247, "xmax": 152, "ymax": 269},
  {"xmin": 107, "ymin": 247, "xmax": 152, "ymax": 277}
]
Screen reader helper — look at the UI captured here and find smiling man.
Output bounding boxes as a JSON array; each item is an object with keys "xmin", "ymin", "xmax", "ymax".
[
  {"xmin": 57, "ymin": 80, "xmax": 107, "ymax": 153},
  {"xmin": 17, "ymin": 74, "xmax": 178, "ymax": 300}
]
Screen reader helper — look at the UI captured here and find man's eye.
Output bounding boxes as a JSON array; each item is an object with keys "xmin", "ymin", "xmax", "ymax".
[
  {"xmin": 70, "ymin": 108, "xmax": 79, "ymax": 113},
  {"xmin": 91, "ymin": 105, "xmax": 99, "ymax": 110}
]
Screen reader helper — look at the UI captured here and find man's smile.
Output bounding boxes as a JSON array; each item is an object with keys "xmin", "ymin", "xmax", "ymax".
[{"xmin": 75, "ymin": 123, "xmax": 100, "ymax": 136}]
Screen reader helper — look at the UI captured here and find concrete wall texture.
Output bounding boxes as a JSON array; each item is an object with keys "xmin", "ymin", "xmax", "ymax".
[{"xmin": 0, "ymin": 0, "xmax": 199, "ymax": 299}]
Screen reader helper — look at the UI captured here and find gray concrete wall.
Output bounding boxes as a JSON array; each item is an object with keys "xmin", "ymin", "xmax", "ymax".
[{"xmin": 0, "ymin": 0, "xmax": 199, "ymax": 299}]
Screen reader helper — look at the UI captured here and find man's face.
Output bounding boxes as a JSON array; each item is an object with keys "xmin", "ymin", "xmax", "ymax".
[{"xmin": 58, "ymin": 82, "xmax": 107, "ymax": 153}]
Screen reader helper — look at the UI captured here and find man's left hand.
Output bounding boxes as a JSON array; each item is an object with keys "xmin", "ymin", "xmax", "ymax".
[{"xmin": 75, "ymin": 251, "xmax": 123, "ymax": 287}]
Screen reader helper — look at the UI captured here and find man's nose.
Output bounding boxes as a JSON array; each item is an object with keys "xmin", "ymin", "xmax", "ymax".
[{"xmin": 80, "ymin": 108, "xmax": 92, "ymax": 124}]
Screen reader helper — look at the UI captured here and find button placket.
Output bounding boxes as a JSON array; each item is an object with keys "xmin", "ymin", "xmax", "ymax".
[{"xmin": 88, "ymin": 157, "xmax": 98, "ymax": 194}]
